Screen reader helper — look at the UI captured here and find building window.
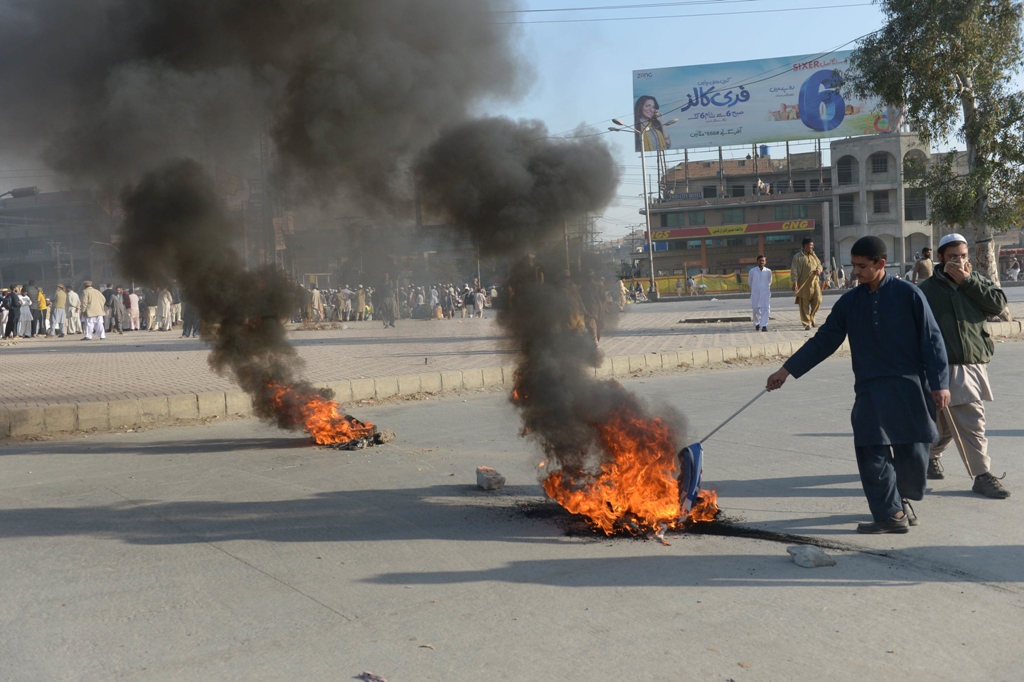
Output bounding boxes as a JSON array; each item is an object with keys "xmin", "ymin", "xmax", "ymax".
[
  {"xmin": 871, "ymin": 154, "xmax": 888, "ymax": 174},
  {"xmin": 702, "ymin": 185, "xmax": 717, "ymax": 199},
  {"xmin": 765, "ymin": 234, "xmax": 794, "ymax": 244},
  {"xmin": 689, "ymin": 211, "xmax": 705, "ymax": 225},
  {"xmin": 905, "ymin": 189, "xmax": 927, "ymax": 220},
  {"xmin": 775, "ymin": 205, "xmax": 808, "ymax": 220},
  {"xmin": 839, "ymin": 194, "xmax": 856, "ymax": 226},
  {"xmin": 810, "ymin": 179, "xmax": 821, "ymax": 191},
  {"xmin": 722, "ymin": 208, "xmax": 744, "ymax": 223},
  {"xmin": 837, "ymin": 157, "xmax": 856, "ymax": 185},
  {"xmin": 872, "ymin": 191, "xmax": 890, "ymax": 214},
  {"xmin": 822, "ymin": 176, "xmax": 832, "ymax": 189},
  {"xmin": 730, "ymin": 184, "xmax": 746, "ymax": 198},
  {"xmin": 666, "ymin": 212, "xmax": 685, "ymax": 227},
  {"xmin": 792, "ymin": 179, "xmax": 807, "ymax": 192},
  {"xmin": 686, "ymin": 239, "xmax": 702, "ymax": 249}
]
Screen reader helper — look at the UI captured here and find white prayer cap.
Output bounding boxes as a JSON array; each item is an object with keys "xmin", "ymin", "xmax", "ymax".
[{"xmin": 938, "ymin": 233, "xmax": 967, "ymax": 250}]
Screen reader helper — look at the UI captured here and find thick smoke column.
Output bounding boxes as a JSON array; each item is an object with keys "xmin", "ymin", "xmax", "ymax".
[
  {"xmin": 0, "ymin": 0, "xmax": 528, "ymax": 204},
  {"xmin": 418, "ymin": 119, "xmax": 691, "ymax": 532},
  {"xmin": 0, "ymin": 0, "xmax": 527, "ymax": 437},
  {"xmin": 117, "ymin": 159, "xmax": 334, "ymax": 433}
]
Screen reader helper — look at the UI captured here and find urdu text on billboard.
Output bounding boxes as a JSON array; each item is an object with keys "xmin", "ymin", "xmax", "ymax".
[{"xmin": 631, "ymin": 51, "xmax": 896, "ymax": 152}]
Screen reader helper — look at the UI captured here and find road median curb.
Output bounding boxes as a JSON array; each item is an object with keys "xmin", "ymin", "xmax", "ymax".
[{"xmin": 3, "ymin": 320, "xmax": 1019, "ymax": 440}]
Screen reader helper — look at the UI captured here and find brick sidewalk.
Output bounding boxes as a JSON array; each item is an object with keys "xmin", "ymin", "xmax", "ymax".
[{"xmin": 2, "ymin": 297, "xmax": 1022, "ymax": 411}]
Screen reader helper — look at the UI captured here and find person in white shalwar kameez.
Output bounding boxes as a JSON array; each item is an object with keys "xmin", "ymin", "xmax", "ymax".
[{"xmin": 748, "ymin": 255, "xmax": 772, "ymax": 331}]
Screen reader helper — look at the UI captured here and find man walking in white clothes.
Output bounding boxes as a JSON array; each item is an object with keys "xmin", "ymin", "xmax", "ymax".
[
  {"xmin": 65, "ymin": 286, "xmax": 82, "ymax": 333},
  {"xmin": 748, "ymin": 254, "xmax": 772, "ymax": 332},
  {"xmin": 80, "ymin": 281, "xmax": 106, "ymax": 340}
]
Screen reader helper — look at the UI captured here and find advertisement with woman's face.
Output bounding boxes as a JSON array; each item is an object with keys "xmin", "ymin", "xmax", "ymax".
[
  {"xmin": 633, "ymin": 95, "xmax": 671, "ymax": 152},
  {"xmin": 632, "ymin": 51, "xmax": 889, "ymax": 151}
]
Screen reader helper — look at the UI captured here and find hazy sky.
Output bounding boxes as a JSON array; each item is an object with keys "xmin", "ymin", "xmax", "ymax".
[
  {"xmin": 0, "ymin": 0, "xmax": 891, "ymax": 240},
  {"xmin": 494, "ymin": 0, "xmax": 889, "ymax": 237}
]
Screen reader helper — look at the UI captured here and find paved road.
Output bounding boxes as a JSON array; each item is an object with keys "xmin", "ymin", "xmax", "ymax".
[
  {"xmin": 2, "ymin": 345, "xmax": 1022, "ymax": 680},
  {"xmin": 3, "ymin": 288, "xmax": 1022, "ymax": 411}
]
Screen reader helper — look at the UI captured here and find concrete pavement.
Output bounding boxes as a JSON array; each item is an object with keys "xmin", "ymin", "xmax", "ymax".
[
  {"xmin": 1, "ymin": 346, "xmax": 1022, "ymax": 680},
  {"xmin": 2, "ymin": 292, "xmax": 1022, "ymax": 438}
]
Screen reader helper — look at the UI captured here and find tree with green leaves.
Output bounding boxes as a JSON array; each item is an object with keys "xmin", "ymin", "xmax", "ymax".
[{"xmin": 847, "ymin": 0, "xmax": 1024, "ymax": 287}]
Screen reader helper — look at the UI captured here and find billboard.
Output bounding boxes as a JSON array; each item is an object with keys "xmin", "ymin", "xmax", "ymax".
[{"xmin": 632, "ymin": 52, "xmax": 896, "ymax": 151}]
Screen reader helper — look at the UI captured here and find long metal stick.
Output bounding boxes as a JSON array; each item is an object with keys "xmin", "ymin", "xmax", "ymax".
[
  {"xmin": 943, "ymin": 406, "xmax": 975, "ymax": 479},
  {"xmin": 700, "ymin": 388, "xmax": 768, "ymax": 444}
]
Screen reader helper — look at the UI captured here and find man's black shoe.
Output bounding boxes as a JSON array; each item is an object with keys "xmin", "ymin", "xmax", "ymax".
[
  {"xmin": 927, "ymin": 458, "xmax": 945, "ymax": 480},
  {"xmin": 856, "ymin": 515, "xmax": 910, "ymax": 534},
  {"xmin": 972, "ymin": 472, "xmax": 1010, "ymax": 499}
]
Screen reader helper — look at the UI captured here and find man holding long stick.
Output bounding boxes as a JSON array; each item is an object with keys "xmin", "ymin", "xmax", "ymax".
[
  {"xmin": 918, "ymin": 233, "xmax": 1010, "ymax": 498},
  {"xmin": 766, "ymin": 236, "xmax": 950, "ymax": 534}
]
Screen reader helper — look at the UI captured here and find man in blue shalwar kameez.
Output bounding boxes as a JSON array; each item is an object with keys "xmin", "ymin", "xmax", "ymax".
[{"xmin": 766, "ymin": 236, "xmax": 950, "ymax": 534}]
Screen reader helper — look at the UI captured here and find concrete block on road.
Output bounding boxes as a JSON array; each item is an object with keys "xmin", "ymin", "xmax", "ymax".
[
  {"xmin": 397, "ymin": 375, "xmax": 422, "ymax": 395},
  {"xmin": 677, "ymin": 350, "xmax": 694, "ymax": 367},
  {"xmin": 628, "ymin": 354, "xmax": 647, "ymax": 372},
  {"xmin": 462, "ymin": 368, "xmax": 484, "ymax": 389},
  {"xmin": 595, "ymin": 356, "xmax": 614, "ymax": 377},
  {"xmin": 419, "ymin": 373, "xmax": 442, "ymax": 393},
  {"xmin": 44, "ymin": 404, "xmax": 77, "ymax": 432},
  {"xmin": 690, "ymin": 349, "xmax": 708, "ymax": 367},
  {"xmin": 440, "ymin": 371, "xmax": 463, "ymax": 392},
  {"xmin": 707, "ymin": 347, "xmax": 724, "ymax": 364},
  {"xmin": 481, "ymin": 367, "xmax": 504, "ymax": 388},
  {"xmin": 748, "ymin": 344, "xmax": 766, "ymax": 357},
  {"xmin": 722, "ymin": 346, "xmax": 737, "ymax": 361},
  {"xmin": 611, "ymin": 356, "xmax": 630, "ymax": 376},
  {"xmin": 476, "ymin": 466, "xmax": 506, "ymax": 490},
  {"xmin": 9, "ymin": 407, "xmax": 44, "ymax": 438},
  {"xmin": 78, "ymin": 402, "xmax": 110, "ymax": 431},
  {"xmin": 736, "ymin": 346, "xmax": 751, "ymax": 359},
  {"xmin": 644, "ymin": 354, "xmax": 662, "ymax": 370},
  {"xmin": 659, "ymin": 351, "xmax": 679, "ymax": 369},
  {"xmin": 0, "ymin": 406, "xmax": 10, "ymax": 437},
  {"xmin": 109, "ymin": 400, "xmax": 142, "ymax": 429},
  {"xmin": 777, "ymin": 341, "xmax": 793, "ymax": 356},
  {"xmin": 168, "ymin": 394, "xmax": 199, "ymax": 420},
  {"xmin": 762, "ymin": 342, "xmax": 780, "ymax": 357},
  {"xmin": 197, "ymin": 392, "xmax": 227, "ymax": 418},
  {"xmin": 140, "ymin": 396, "xmax": 170, "ymax": 422},
  {"xmin": 374, "ymin": 376, "xmax": 398, "ymax": 399},
  {"xmin": 326, "ymin": 381, "xmax": 352, "ymax": 402},
  {"xmin": 225, "ymin": 391, "xmax": 253, "ymax": 416},
  {"xmin": 350, "ymin": 378, "xmax": 376, "ymax": 401}
]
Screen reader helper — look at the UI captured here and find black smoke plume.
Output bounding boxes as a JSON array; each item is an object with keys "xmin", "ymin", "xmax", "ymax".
[
  {"xmin": 0, "ymin": 0, "xmax": 528, "ymax": 433},
  {"xmin": 416, "ymin": 118, "xmax": 686, "ymax": 475},
  {"xmin": 117, "ymin": 158, "xmax": 321, "ymax": 427},
  {"xmin": 0, "ymin": 0, "xmax": 528, "ymax": 205}
]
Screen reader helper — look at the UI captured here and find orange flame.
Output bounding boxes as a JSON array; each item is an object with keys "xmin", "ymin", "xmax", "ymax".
[
  {"xmin": 542, "ymin": 408, "xmax": 718, "ymax": 534},
  {"xmin": 265, "ymin": 382, "xmax": 375, "ymax": 445}
]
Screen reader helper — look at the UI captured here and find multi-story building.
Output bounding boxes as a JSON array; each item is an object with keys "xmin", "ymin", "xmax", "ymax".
[
  {"xmin": 637, "ymin": 132, "xmax": 946, "ymax": 288},
  {"xmin": 0, "ymin": 189, "xmax": 116, "ymax": 292}
]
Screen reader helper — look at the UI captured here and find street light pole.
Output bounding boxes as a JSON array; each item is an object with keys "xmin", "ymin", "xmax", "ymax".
[{"xmin": 609, "ymin": 117, "xmax": 676, "ymax": 301}]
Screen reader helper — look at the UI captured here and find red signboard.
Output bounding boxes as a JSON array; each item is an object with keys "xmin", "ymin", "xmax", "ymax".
[{"xmin": 647, "ymin": 219, "xmax": 815, "ymax": 240}]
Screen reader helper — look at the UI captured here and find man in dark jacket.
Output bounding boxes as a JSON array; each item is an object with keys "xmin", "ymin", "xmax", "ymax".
[
  {"xmin": 918, "ymin": 233, "xmax": 1009, "ymax": 498},
  {"xmin": 766, "ymin": 236, "xmax": 950, "ymax": 534}
]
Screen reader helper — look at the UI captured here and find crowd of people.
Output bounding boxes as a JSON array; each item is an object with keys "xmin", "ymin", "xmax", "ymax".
[
  {"xmin": 301, "ymin": 281, "xmax": 499, "ymax": 327},
  {"xmin": 1, "ymin": 281, "xmax": 199, "ymax": 340}
]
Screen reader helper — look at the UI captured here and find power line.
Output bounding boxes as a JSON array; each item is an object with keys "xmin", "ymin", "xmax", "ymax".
[
  {"xmin": 498, "ymin": 2, "xmax": 872, "ymax": 23},
  {"xmin": 492, "ymin": 0, "xmax": 759, "ymax": 12}
]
